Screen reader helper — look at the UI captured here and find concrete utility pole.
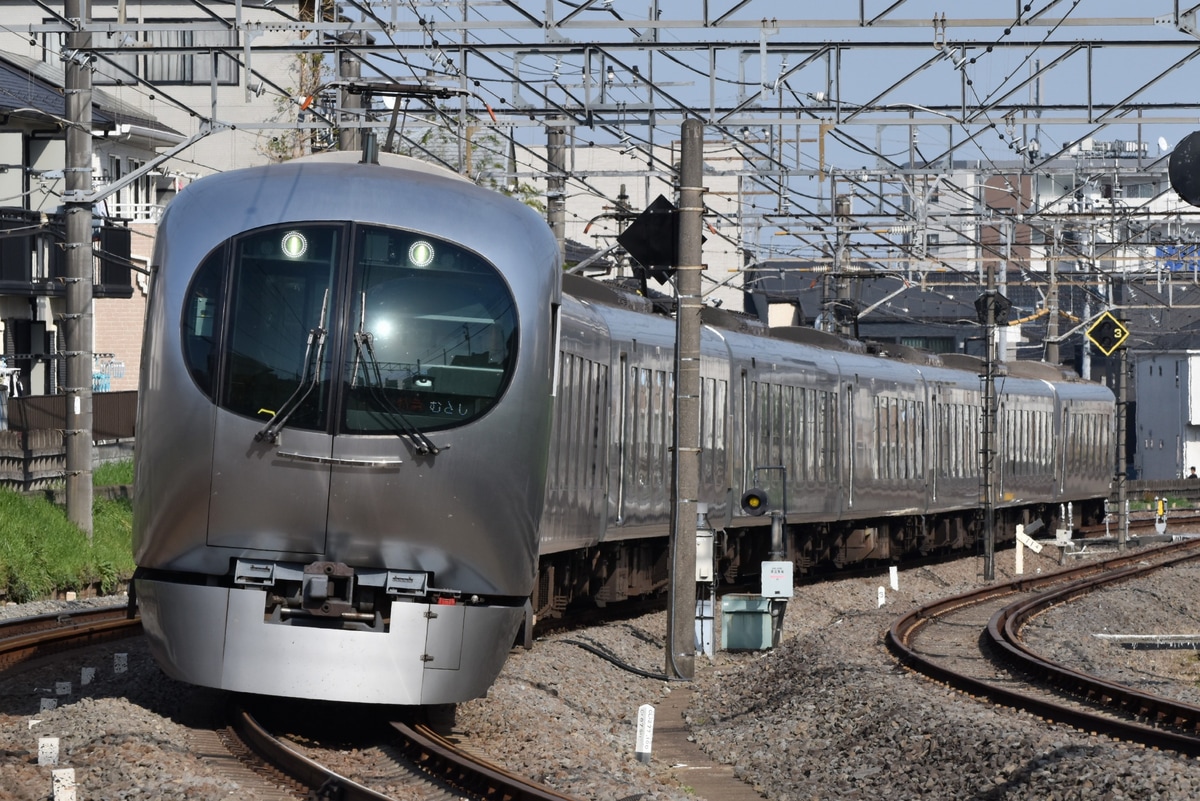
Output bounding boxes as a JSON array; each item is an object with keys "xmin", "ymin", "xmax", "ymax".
[
  {"xmin": 981, "ymin": 261, "xmax": 997, "ymax": 581},
  {"xmin": 546, "ymin": 121, "xmax": 567, "ymax": 262},
  {"xmin": 1116, "ymin": 279, "xmax": 1129, "ymax": 550},
  {"xmin": 64, "ymin": 0, "xmax": 94, "ymax": 538},
  {"xmin": 666, "ymin": 118, "xmax": 703, "ymax": 681},
  {"xmin": 338, "ymin": 32, "xmax": 362, "ymax": 153},
  {"xmin": 1046, "ymin": 241, "xmax": 1059, "ymax": 365}
]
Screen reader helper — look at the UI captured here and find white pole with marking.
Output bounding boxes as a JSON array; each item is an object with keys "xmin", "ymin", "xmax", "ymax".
[{"xmin": 635, "ymin": 704, "xmax": 655, "ymax": 763}]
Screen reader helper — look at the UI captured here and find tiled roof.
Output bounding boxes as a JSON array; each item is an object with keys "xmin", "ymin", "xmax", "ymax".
[
  {"xmin": 0, "ymin": 51, "xmax": 179, "ymax": 137},
  {"xmin": 745, "ymin": 260, "xmax": 1200, "ymax": 352}
]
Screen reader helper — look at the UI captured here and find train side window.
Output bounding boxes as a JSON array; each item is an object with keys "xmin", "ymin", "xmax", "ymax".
[
  {"xmin": 652, "ymin": 370, "xmax": 665, "ymax": 489},
  {"xmin": 771, "ymin": 382, "xmax": 783, "ymax": 470},
  {"xmin": 615, "ymin": 356, "xmax": 629, "ymax": 518},
  {"xmin": 567, "ymin": 355, "xmax": 581, "ymax": 489},
  {"xmin": 661, "ymin": 371, "xmax": 674, "ymax": 489},
  {"xmin": 913, "ymin": 401, "xmax": 924, "ymax": 479},
  {"xmin": 590, "ymin": 362, "xmax": 606, "ymax": 489},
  {"xmin": 180, "ymin": 245, "xmax": 226, "ymax": 399},
  {"xmin": 820, "ymin": 390, "xmax": 834, "ymax": 481},
  {"xmin": 783, "ymin": 384, "xmax": 795, "ymax": 483},
  {"xmin": 554, "ymin": 352, "xmax": 572, "ymax": 487},
  {"xmin": 702, "ymin": 380, "xmax": 713, "ymax": 483},
  {"xmin": 714, "ymin": 379, "xmax": 727, "ymax": 487},
  {"xmin": 636, "ymin": 367, "xmax": 650, "ymax": 490}
]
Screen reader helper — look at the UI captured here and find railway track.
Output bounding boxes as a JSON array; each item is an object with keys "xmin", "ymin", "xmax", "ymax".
[
  {"xmin": 235, "ymin": 699, "xmax": 585, "ymax": 801},
  {"xmin": 887, "ymin": 537, "xmax": 1200, "ymax": 755},
  {"xmin": 0, "ymin": 605, "xmax": 583, "ymax": 800},
  {"xmin": 0, "ymin": 603, "xmax": 141, "ymax": 673}
]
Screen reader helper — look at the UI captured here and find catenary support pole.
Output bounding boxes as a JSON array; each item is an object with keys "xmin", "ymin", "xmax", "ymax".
[
  {"xmin": 666, "ymin": 118, "xmax": 703, "ymax": 681},
  {"xmin": 64, "ymin": 0, "xmax": 94, "ymax": 538},
  {"xmin": 982, "ymin": 261, "xmax": 997, "ymax": 581},
  {"xmin": 338, "ymin": 32, "xmax": 362, "ymax": 153},
  {"xmin": 546, "ymin": 120, "xmax": 567, "ymax": 262},
  {"xmin": 1117, "ymin": 339, "xmax": 1128, "ymax": 550}
]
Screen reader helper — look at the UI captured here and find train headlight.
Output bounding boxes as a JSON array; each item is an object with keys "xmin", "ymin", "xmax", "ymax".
[
  {"xmin": 281, "ymin": 231, "xmax": 308, "ymax": 258},
  {"xmin": 740, "ymin": 488, "xmax": 770, "ymax": 516},
  {"xmin": 408, "ymin": 240, "xmax": 435, "ymax": 267}
]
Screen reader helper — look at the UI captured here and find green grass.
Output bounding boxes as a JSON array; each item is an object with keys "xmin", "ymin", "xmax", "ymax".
[
  {"xmin": 93, "ymin": 459, "xmax": 134, "ymax": 487},
  {"xmin": 0, "ymin": 459, "xmax": 135, "ymax": 602},
  {"xmin": 1130, "ymin": 496, "xmax": 1193, "ymax": 511}
]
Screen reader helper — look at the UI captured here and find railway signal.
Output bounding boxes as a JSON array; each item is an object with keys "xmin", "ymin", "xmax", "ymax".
[
  {"xmin": 1086, "ymin": 311, "xmax": 1129, "ymax": 356},
  {"xmin": 740, "ymin": 488, "xmax": 770, "ymax": 516}
]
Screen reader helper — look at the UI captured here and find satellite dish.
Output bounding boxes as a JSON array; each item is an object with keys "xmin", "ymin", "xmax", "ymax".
[{"xmin": 1159, "ymin": 136, "xmax": 1171, "ymax": 154}]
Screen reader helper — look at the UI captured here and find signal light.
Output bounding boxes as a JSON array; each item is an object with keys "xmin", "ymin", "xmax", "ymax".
[{"xmin": 740, "ymin": 488, "xmax": 770, "ymax": 516}]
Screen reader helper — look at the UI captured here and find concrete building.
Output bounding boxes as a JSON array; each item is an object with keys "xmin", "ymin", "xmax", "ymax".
[{"xmin": 1134, "ymin": 347, "xmax": 1200, "ymax": 480}]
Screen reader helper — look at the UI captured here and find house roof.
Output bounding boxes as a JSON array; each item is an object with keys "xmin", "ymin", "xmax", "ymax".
[
  {"xmin": 0, "ymin": 51, "xmax": 181, "ymax": 141},
  {"xmin": 745, "ymin": 260, "xmax": 1200, "ymax": 356}
]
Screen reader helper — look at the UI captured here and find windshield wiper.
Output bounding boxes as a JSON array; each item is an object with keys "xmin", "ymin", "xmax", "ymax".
[
  {"xmin": 255, "ymin": 289, "xmax": 329, "ymax": 444},
  {"xmin": 352, "ymin": 296, "xmax": 441, "ymax": 455}
]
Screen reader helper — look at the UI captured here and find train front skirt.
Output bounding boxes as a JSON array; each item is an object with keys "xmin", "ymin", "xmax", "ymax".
[{"xmin": 135, "ymin": 577, "xmax": 523, "ymax": 705}]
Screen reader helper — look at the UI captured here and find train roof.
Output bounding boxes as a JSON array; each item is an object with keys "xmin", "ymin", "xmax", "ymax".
[
  {"xmin": 291, "ymin": 150, "xmax": 471, "ymax": 181},
  {"xmin": 563, "ymin": 271, "xmax": 1096, "ymax": 384}
]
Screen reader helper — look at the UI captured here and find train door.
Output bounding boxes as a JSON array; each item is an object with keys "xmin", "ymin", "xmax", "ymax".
[{"xmin": 207, "ymin": 225, "xmax": 340, "ymax": 554}]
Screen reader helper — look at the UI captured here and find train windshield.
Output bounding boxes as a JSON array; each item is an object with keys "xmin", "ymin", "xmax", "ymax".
[
  {"xmin": 340, "ymin": 225, "xmax": 517, "ymax": 435},
  {"xmin": 182, "ymin": 222, "xmax": 517, "ymax": 437}
]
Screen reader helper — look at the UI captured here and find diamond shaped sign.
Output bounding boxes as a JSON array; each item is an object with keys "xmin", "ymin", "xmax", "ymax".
[{"xmin": 1086, "ymin": 311, "xmax": 1129, "ymax": 356}]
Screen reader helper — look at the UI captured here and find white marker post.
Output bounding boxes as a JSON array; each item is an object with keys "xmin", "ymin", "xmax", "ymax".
[
  {"xmin": 889, "ymin": 565, "xmax": 899, "ymax": 592},
  {"xmin": 52, "ymin": 768, "xmax": 76, "ymax": 801},
  {"xmin": 635, "ymin": 704, "xmax": 655, "ymax": 763},
  {"xmin": 80, "ymin": 667, "xmax": 94, "ymax": 687},
  {"xmin": 1015, "ymin": 524, "xmax": 1043, "ymax": 576},
  {"xmin": 877, "ymin": 586, "xmax": 886, "ymax": 608},
  {"xmin": 38, "ymin": 736, "xmax": 59, "ymax": 766}
]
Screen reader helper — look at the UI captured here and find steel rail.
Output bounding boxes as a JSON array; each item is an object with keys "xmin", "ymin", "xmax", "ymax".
[
  {"xmin": 886, "ymin": 538, "xmax": 1200, "ymax": 755},
  {"xmin": 0, "ymin": 604, "xmax": 140, "ymax": 673},
  {"xmin": 229, "ymin": 704, "xmax": 585, "ymax": 800},
  {"xmin": 229, "ymin": 702, "xmax": 393, "ymax": 801},
  {"xmin": 391, "ymin": 721, "xmax": 584, "ymax": 801},
  {"xmin": 989, "ymin": 549, "xmax": 1200, "ymax": 751}
]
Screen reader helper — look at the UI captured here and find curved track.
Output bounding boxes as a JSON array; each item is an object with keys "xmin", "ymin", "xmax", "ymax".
[
  {"xmin": 235, "ymin": 701, "xmax": 584, "ymax": 801},
  {"xmin": 0, "ymin": 604, "xmax": 140, "ymax": 672},
  {"xmin": 887, "ymin": 538, "xmax": 1200, "ymax": 755}
]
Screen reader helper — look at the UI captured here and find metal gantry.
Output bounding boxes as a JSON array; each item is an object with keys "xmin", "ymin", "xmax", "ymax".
[{"xmin": 18, "ymin": 3, "xmax": 1200, "ymax": 279}]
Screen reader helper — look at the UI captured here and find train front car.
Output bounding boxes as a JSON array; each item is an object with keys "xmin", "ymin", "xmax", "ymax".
[{"xmin": 133, "ymin": 152, "xmax": 560, "ymax": 705}]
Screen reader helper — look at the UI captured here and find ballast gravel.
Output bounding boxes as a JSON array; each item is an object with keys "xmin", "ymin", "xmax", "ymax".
[{"xmin": 3, "ymin": 543, "xmax": 1200, "ymax": 800}]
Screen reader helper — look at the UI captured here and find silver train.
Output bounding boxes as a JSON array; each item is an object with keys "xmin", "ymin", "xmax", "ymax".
[{"xmin": 133, "ymin": 151, "xmax": 1115, "ymax": 706}]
